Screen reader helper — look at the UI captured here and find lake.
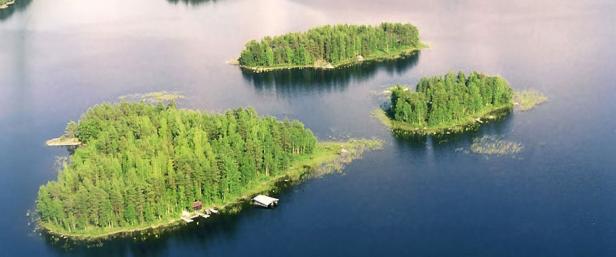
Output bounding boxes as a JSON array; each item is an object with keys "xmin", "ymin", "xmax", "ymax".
[{"xmin": 1, "ymin": 0, "xmax": 615, "ymax": 256}]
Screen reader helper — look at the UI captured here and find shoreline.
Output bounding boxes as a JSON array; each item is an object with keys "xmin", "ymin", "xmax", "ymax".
[
  {"xmin": 45, "ymin": 136, "xmax": 81, "ymax": 146},
  {"xmin": 37, "ymin": 139, "xmax": 383, "ymax": 241},
  {"xmin": 238, "ymin": 44, "xmax": 428, "ymax": 73},
  {"xmin": 372, "ymin": 104, "xmax": 513, "ymax": 136},
  {"xmin": 0, "ymin": 0, "xmax": 15, "ymax": 9}
]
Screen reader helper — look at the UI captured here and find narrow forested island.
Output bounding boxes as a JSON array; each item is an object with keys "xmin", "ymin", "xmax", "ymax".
[
  {"xmin": 238, "ymin": 23, "xmax": 425, "ymax": 72},
  {"xmin": 36, "ymin": 102, "xmax": 381, "ymax": 239},
  {"xmin": 374, "ymin": 71, "xmax": 514, "ymax": 135}
]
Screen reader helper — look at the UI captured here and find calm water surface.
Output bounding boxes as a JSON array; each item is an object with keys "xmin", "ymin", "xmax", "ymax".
[{"xmin": 1, "ymin": 0, "xmax": 615, "ymax": 256}]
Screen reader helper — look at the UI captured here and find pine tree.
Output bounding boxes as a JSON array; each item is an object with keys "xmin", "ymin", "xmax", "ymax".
[{"xmin": 37, "ymin": 102, "xmax": 318, "ymax": 232}]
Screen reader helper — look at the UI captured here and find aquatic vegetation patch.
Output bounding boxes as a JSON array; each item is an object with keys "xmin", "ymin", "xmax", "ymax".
[
  {"xmin": 119, "ymin": 91, "xmax": 185, "ymax": 103},
  {"xmin": 513, "ymin": 89, "xmax": 547, "ymax": 111},
  {"xmin": 470, "ymin": 136, "xmax": 523, "ymax": 155}
]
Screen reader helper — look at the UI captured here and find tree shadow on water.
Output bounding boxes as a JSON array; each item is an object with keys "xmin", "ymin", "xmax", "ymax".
[
  {"xmin": 0, "ymin": 0, "xmax": 32, "ymax": 21},
  {"xmin": 43, "ymin": 203, "xmax": 265, "ymax": 257},
  {"xmin": 391, "ymin": 112, "xmax": 516, "ymax": 155},
  {"xmin": 241, "ymin": 52, "xmax": 421, "ymax": 98},
  {"xmin": 42, "ymin": 180, "xmax": 302, "ymax": 257}
]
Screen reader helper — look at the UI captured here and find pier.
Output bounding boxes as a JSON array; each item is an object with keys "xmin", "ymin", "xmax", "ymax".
[{"xmin": 180, "ymin": 204, "xmax": 218, "ymax": 223}]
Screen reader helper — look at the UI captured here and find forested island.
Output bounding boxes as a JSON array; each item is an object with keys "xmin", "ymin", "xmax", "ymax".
[
  {"xmin": 36, "ymin": 102, "xmax": 381, "ymax": 239},
  {"xmin": 374, "ymin": 71, "xmax": 514, "ymax": 135},
  {"xmin": 238, "ymin": 23, "xmax": 425, "ymax": 72}
]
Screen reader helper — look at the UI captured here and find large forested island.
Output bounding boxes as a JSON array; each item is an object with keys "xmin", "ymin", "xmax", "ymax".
[
  {"xmin": 374, "ymin": 72, "xmax": 514, "ymax": 135},
  {"xmin": 238, "ymin": 23, "xmax": 425, "ymax": 72},
  {"xmin": 36, "ymin": 102, "xmax": 381, "ymax": 239}
]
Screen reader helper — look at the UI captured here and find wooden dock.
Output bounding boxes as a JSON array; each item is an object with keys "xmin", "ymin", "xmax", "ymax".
[
  {"xmin": 196, "ymin": 211, "xmax": 210, "ymax": 219},
  {"xmin": 180, "ymin": 208, "xmax": 218, "ymax": 223},
  {"xmin": 181, "ymin": 210, "xmax": 194, "ymax": 222}
]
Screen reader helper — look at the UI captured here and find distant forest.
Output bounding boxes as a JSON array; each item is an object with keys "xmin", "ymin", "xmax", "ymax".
[
  {"xmin": 37, "ymin": 103, "xmax": 316, "ymax": 232},
  {"xmin": 239, "ymin": 23, "xmax": 421, "ymax": 68},
  {"xmin": 389, "ymin": 72, "xmax": 513, "ymax": 127}
]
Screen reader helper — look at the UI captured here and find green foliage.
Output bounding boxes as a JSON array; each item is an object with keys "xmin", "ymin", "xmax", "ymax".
[
  {"xmin": 64, "ymin": 121, "xmax": 78, "ymax": 138},
  {"xmin": 389, "ymin": 71, "xmax": 513, "ymax": 128},
  {"xmin": 37, "ymin": 102, "xmax": 317, "ymax": 233},
  {"xmin": 238, "ymin": 23, "xmax": 421, "ymax": 68}
]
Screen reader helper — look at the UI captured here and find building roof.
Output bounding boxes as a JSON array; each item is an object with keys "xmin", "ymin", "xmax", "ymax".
[{"xmin": 252, "ymin": 195, "xmax": 279, "ymax": 205}]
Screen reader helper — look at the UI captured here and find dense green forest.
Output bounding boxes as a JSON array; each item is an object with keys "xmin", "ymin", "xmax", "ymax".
[
  {"xmin": 238, "ymin": 23, "xmax": 422, "ymax": 70},
  {"xmin": 36, "ymin": 102, "xmax": 318, "ymax": 234},
  {"xmin": 386, "ymin": 71, "xmax": 513, "ymax": 131}
]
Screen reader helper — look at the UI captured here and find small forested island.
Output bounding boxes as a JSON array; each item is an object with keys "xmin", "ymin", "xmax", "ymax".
[
  {"xmin": 36, "ymin": 102, "xmax": 381, "ymax": 239},
  {"xmin": 0, "ymin": 0, "xmax": 16, "ymax": 9},
  {"xmin": 238, "ymin": 23, "xmax": 425, "ymax": 72},
  {"xmin": 374, "ymin": 71, "xmax": 514, "ymax": 135}
]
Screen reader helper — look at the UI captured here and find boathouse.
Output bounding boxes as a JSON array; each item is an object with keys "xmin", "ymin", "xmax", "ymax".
[{"xmin": 252, "ymin": 195, "xmax": 279, "ymax": 208}]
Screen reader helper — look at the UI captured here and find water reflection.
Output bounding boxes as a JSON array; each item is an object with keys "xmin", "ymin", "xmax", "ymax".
[
  {"xmin": 166, "ymin": 0, "xmax": 219, "ymax": 7},
  {"xmin": 0, "ymin": 0, "xmax": 31, "ymax": 21},
  {"xmin": 392, "ymin": 112, "xmax": 515, "ymax": 151},
  {"xmin": 242, "ymin": 52, "xmax": 420, "ymax": 97},
  {"xmin": 44, "ymin": 203, "xmax": 254, "ymax": 257}
]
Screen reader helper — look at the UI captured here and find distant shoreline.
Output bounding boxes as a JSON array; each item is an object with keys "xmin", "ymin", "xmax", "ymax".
[{"xmin": 239, "ymin": 44, "xmax": 427, "ymax": 73}]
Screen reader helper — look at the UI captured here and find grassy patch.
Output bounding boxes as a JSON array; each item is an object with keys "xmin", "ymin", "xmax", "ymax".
[
  {"xmin": 45, "ymin": 137, "xmax": 81, "ymax": 146},
  {"xmin": 119, "ymin": 91, "xmax": 185, "ymax": 103},
  {"xmin": 514, "ymin": 90, "xmax": 547, "ymax": 111}
]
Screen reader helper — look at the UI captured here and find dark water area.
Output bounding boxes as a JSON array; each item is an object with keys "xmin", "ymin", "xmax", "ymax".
[
  {"xmin": 1, "ymin": 0, "xmax": 616, "ymax": 256},
  {"xmin": 242, "ymin": 53, "xmax": 420, "ymax": 98}
]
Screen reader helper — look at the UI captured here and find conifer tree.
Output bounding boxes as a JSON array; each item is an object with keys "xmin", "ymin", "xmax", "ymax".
[{"xmin": 36, "ymin": 103, "xmax": 317, "ymax": 232}]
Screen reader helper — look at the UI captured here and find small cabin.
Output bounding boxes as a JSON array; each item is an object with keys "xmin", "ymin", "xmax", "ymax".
[
  {"xmin": 252, "ymin": 195, "xmax": 279, "ymax": 208},
  {"xmin": 192, "ymin": 201, "xmax": 203, "ymax": 211}
]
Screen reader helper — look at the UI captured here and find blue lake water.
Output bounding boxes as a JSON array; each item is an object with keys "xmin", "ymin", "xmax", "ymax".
[{"xmin": 1, "ymin": 0, "xmax": 615, "ymax": 256}]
